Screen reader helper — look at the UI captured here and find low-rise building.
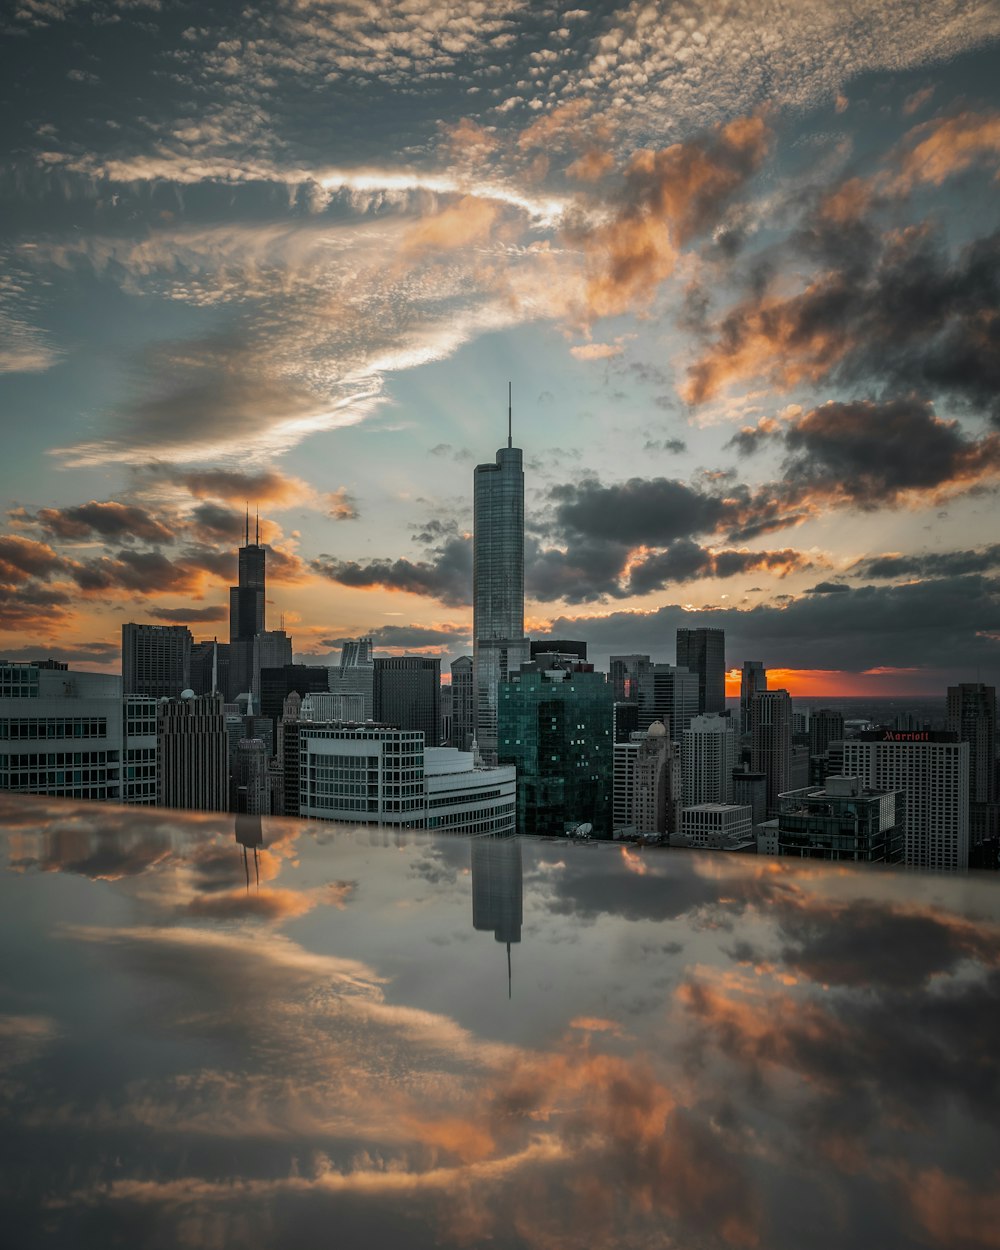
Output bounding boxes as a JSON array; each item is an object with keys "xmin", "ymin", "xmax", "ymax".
[
  {"xmin": 758, "ymin": 775, "xmax": 905, "ymax": 863},
  {"xmin": 677, "ymin": 802, "xmax": 754, "ymax": 849}
]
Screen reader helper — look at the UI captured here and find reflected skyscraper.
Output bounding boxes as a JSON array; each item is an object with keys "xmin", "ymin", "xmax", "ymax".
[
  {"xmin": 473, "ymin": 390, "xmax": 528, "ymax": 765},
  {"xmin": 471, "ymin": 836, "xmax": 522, "ymax": 997},
  {"xmin": 235, "ymin": 812, "xmax": 263, "ymax": 891}
]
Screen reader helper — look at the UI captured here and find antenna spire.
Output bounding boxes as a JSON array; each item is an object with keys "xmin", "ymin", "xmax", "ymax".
[
  {"xmin": 245, "ymin": 503, "xmax": 249, "ymax": 546},
  {"xmin": 507, "ymin": 381, "xmax": 512, "ymax": 449},
  {"xmin": 255, "ymin": 508, "xmax": 259, "ymax": 545}
]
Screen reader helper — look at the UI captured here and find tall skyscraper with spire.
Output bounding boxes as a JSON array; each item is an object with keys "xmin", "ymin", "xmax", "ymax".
[
  {"xmin": 473, "ymin": 387, "xmax": 528, "ymax": 765},
  {"xmin": 228, "ymin": 509, "xmax": 266, "ymax": 699}
]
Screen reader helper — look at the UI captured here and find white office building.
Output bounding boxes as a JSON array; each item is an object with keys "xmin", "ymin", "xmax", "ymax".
[
  {"xmin": 0, "ymin": 663, "xmax": 123, "ymax": 801},
  {"xmin": 298, "ymin": 724, "xmax": 515, "ymax": 834},
  {"xmin": 300, "ymin": 691, "xmax": 366, "ymax": 722},
  {"xmin": 122, "ymin": 694, "xmax": 158, "ymax": 805},
  {"xmin": 682, "ymin": 712, "xmax": 737, "ymax": 807},
  {"xmin": 679, "ymin": 802, "xmax": 754, "ymax": 848},
  {"xmin": 842, "ymin": 731, "xmax": 970, "ymax": 871}
]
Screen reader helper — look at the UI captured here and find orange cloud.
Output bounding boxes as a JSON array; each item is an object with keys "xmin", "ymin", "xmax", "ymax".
[
  {"xmin": 402, "ymin": 195, "xmax": 500, "ymax": 254},
  {"xmin": 566, "ymin": 148, "xmax": 615, "ymax": 182},
  {"xmin": 895, "ymin": 110, "xmax": 1000, "ymax": 189},
  {"xmin": 517, "ymin": 100, "xmax": 591, "ymax": 151}
]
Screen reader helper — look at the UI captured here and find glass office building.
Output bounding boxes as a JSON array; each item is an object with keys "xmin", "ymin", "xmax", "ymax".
[{"xmin": 498, "ymin": 665, "xmax": 614, "ymax": 837}]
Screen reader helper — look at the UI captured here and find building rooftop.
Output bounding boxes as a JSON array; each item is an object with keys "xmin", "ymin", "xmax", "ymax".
[{"xmin": 1, "ymin": 792, "xmax": 998, "ymax": 1249}]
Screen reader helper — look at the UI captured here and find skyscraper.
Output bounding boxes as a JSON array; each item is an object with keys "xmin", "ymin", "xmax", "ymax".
[
  {"xmin": 946, "ymin": 683, "xmax": 998, "ymax": 842},
  {"xmin": 450, "ymin": 656, "xmax": 474, "ymax": 750},
  {"xmin": 739, "ymin": 660, "xmax": 766, "ymax": 735},
  {"xmin": 498, "ymin": 663, "xmax": 614, "ymax": 837},
  {"xmin": 328, "ymin": 636, "xmax": 375, "ymax": 720},
  {"xmin": 682, "ymin": 712, "xmax": 737, "ymax": 807},
  {"xmin": 122, "ymin": 622, "xmax": 192, "ymax": 698},
  {"xmin": 251, "ymin": 629, "xmax": 292, "ymax": 702},
  {"xmin": 636, "ymin": 663, "xmax": 699, "ymax": 736},
  {"xmin": 676, "ymin": 627, "xmax": 725, "ymax": 714},
  {"xmin": 156, "ymin": 691, "xmax": 228, "ymax": 812},
  {"xmin": 228, "ymin": 511, "xmax": 266, "ymax": 698},
  {"xmin": 751, "ymin": 689, "xmax": 792, "ymax": 816},
  {"xmin": 373, "ymin": 656, "xmax": 441, "ymax": 745},
  {"xmin": 843, "ymin": 731, "xmax": 969, "ymax": 871},
  {"xmin": 473, "ymin": 394, "xmax": 528, "ymax": 764}
]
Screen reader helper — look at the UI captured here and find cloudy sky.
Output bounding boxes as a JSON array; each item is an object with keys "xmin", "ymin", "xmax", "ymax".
[{"xmin": 1, "ymin": 0, "xmax": 999, "ymax": 693}]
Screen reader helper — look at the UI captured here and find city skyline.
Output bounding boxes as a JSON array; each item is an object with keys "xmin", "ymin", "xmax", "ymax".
[{"xmin": 2, "ymin": 5, "xmax": 1000, "ymax": 695}]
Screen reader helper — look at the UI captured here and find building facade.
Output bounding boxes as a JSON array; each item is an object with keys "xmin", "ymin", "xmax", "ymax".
[
  {"xmin": 676, "ymin": 628, "xmax": 726, "ymax": 714},
  {"xmin": 498, "ymin": 665, "xmax": 614, "ymax": 837},
  {"xmin": 760, "ymin": 776, "xmax": 904, "ymax": 863},
  {"xmin": 947, "ymin": 682, "xmax": 998, "ymax": 843},
  {"xmin": 636, "ymin": 663, "xmax": 699, "ymax": 736},
  {"xmin": 0, "ymin": 663, "xmax": 123, "ymax": 802},
  {"xmin": 682, "ymin": 712, "xmax": 737, "ymax": 807},
  {"xmin": 122, "ymin": 623, "xmax": 191, "ymax": 698},
  {"xmin": 251, "ymin": 630, "xmax": 293, "ymax": 702},
  {"xmin": 751, "ymin": 689, "xmax": 793, "ymax": 816},
  {"xmin": 739, "ymin": 660, "xmax": 767, "ymax": 735},
  {"xmin": 122, "ymin": 694, "xmax": 158, "ymax": 805},
  {"xmin": 679, "ymin": 803, "xmax": 754, "ymax": 848},
  {"xmin": 450, "ymin": 656, "xmax": 474, "ymax": 751},
  {"xmin": 157, "ymin": 692, "xmax": 228, "ymax": 812},
  {"xmin": 473, "ymin": 429, "xmax": 527, "ymax": 765},
  {"xmin": 373, "ymin": 656, "xmax": 441, "ymax": 744},
  {"xmin": 842, "ymin": 732, "xmax": 970, "ymax": 871}
]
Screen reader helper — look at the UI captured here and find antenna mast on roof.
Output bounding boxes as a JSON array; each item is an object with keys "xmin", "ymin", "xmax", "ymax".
[
  {"xmin": 507, "ymin": 381, "xmax": 512, "ymax": 449},
  {"xmin": 244, "ymin": 503, "xmax": 249, "ymax": 546},
  {"xmin": 255, "ymin": 509, "xmax": 259, "ymax": 545}
]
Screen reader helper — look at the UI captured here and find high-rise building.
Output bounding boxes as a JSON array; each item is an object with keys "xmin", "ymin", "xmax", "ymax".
[
  {"xmin": 373, "ymin": 657, "xmax": 441, "ymax": 744},
  {"xmin": 759, "ymin": 776, "xmax": 905, "ymax": 863},
  {"xmin": 276, "ymin": 691, "xmax": 301, "ymax": 818},
  {"xmin": 732, "ymin": 768, "xmax": 768, "ymax": 827},
  {"xmin": 610, "ymin": 654, "xmax": 653, "ymax": 706},
  {"xmin": 751, "ymin": 689, "xmax": 793, "ymax": 816},
  {"xmin": 676, "ymin": 628, "xmax": 725, "ymax": 714},
  {"xmin": 473, "ymin": 405, "xmax": 528, "ymax": 765},
  {"xmin": 156, "ymin": 691, "xmax": 228, "ymax": 812},
  {"xmin": 682, "ymin": 712, "xmax": 737, "ymax": 807},
  {"xmin": 843, "ymin": 731, "xmax": 969, "ymax": 871},
  {"xmin": 122, "ymin": 623, "xmax": 192, "ymax": 698},
  {"xmin": 189, "ymin": 639, "xmax": 229, "ymax": 698},
  {"xmin": 498, "ymin": 663, "xmax": 614, "ymax": 837},
  {"xmin": 259, "ymin": 664, "xmax": 330, "ymax": 735},
  {"xmin": 739, "ymin": 661, "xmax": 766, "ymax": 735},
  {"xmin": 0, "ymin": 663, "xmax": 123, "ymax": 801},
  {"xmin": 614, "ymin": 726, "xmax": 677, "ymax": 837},
  {"xmin": 947, "ymin": 683, "xmax": 998, "ymax": 842},
  {"xmin": 328, "ymin": 638, "xmax": 374, "ymax": 720},
  {"xmin": 122, "ymin": 694, "xmax": 158, "ymax": 805},
  {"xmin": 450, "ymin": 656, "xmax": 474, "ymax": 751},
  {"xmin": 228, "ymin": 513, "xmax": 266, "ymax": 699},
  {"xmin": 613, "ymin": 700, "xmax": 640, "ymax": 744},
  {"xmin": 251, "ymin": 630, "xmax": 293, "ymax": 702},
  {"xmin": 440, "ymin": 683, "xmax": 452, "ymax": 747},
  {"xmin": 231, "ymin": 738, "xmax": 273, "ymax": 814},
  {"xmin": 635, "ymin": 664, "xmax": 699, "ymax": 736},
  {"xmin": 808, "ymin": 708, "xmax": 845, "ymax": 757}
]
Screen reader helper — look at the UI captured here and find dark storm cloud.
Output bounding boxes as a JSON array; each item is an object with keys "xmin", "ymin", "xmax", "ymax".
[
  {"xmin": 69, "ymin": 549, "xmax": 201, "ymax": 595},
  {"xmin": 686, "ymin": 220, "xmax": 1000, "ymax": 423},
  {"xmin": 0, "ymin": 641, "xmax": 119, "ymax": 664},
  {"xmin": 805, "ymin": 582, "xmax": 851, "ymax": 594},
  {"xmin": 321, "ymin": 624, "xmax": 469, "ymax": 649},
  {"xmin": 148, "ymin": 606, "xmax": 227, "ymax": 623},
  {"xmin": 543, "ymin": 573, "xmax": 1000, "ymax": 670},
  {"xmin": 190, "ymin": 502, "xmax": 246, "ymax": 542},
  {"xmin": 0, "ymin": 535, "xmax": 65, "ymax": 582},
  {"xmin": 852, "ymin": 544, "xmax": 1000, "ymax": 579},
  {"xmin": 626, "ymin": 543, "xmax": 811, "ymax": 596},
  {"xmin": 27, "ymin": 501, "xmax": 175, "ymax": 545},
  {"xmin": 548, "ymin": 476, "xmax": 731, "ymax": 547},
  {"xmin": 312, "ymin": 535, "xmax": 473, "ymax": 609}
]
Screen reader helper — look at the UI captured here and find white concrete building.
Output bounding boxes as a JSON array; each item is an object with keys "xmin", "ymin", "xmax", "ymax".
[
  {"xmin": 682, "ymin": 712, "xmax": 737, "ymax": 807},
  {"xmin": 842, "ymin": 732, "xmax": 970, "ymax": 871},
  {"xmin": 0, "ymin": 663, "xmax": 123, "ymax": 802},
  {"xmin": 298, "ymin": 724, "xmax": 515, "ymax": 834},
  {"xmin": 679, "ymin": 802, "xmax": 754, "ymax": 848},
  {"xmin": 300, "ymin": 691, "xmax": 366, "ymax": 722},
  {"xmin": 122, "ymin": 694, "xmax": 158, "ymax": 806}
]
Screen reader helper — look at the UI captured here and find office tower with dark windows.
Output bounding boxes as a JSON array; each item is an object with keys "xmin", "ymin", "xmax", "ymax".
[
  {"xmin": 732, "ymin": 768, "xmax": 768, "ymax": 828},
  {"xmin": 676, "ymin": 627, "xmax": 725, "ymax": 715},
  {"xmin": 228, "ymin": 513, "xmax": 266, "ymax": 699},
  {"xmin": 156, "ymin": 691, "xmax": 228, "ymax": 812},
  {"xmin": 231, "ymin": 738, "xmax": 273, "ymax": 814},
  {"xmin": 122, "ymin": 622, "xmax": 192, "ymax": 698},
  {"xmin": 636, "ymin": 663, "xmax": 699, "ymax": 736},
  {"xmin": 843, "ymin": 731, "xmax": 969, "ymax": 871},
  {"xmin": 610, "ymin": 654, "xmax": 653, "ymax": 705},
  {"xmin": 328, "ymin": 636, "xmax": 375, "ymax": 721},
  {"xmin": 450, "ymin": 656, "xmax": 474, "ymax": 751},
  {"xmin": 252, "ymin": 630, "xmax": 292, "ymax": 703},
  {"xmin": 947, "ymin": 683, "xmax": 998, "ymax": 842},
  {"xmin": 809, "ymin": 708, "xmax": 845, "ymax": 758},
  {"xmin": 373, "ymin": 657, "xmax": 441, "ymax": 744},
  {"xmin": 0, "ymin": 663, "xmax": 122, "ymax": 801},
  {"xmin": 498, "ymin": 663, "xmax": 614, "ymax": 838},
  {"xmin": 739, "ymin": 660, "xmax": 766, "ymax": 735},
  {"xmin": 751, "ymin": 689, "xmax": 793, "ymax": 816},
  {"xmin": 189, "ymin": 638, "xmax": 230, "ymax": 698},
  {"xmin": 473, "ymin": 404, "xmax": 528, "ymax": 765},
  {"xmin": 613, "ymin": 700, "xmax": 640, "ymax": 744},
  {"xmin": 259, "ymin": 664, "xmax": 330, "ymax": 740},
  {"xmin": 683, "ymin": 712, "xmax": 737, "ymax": 807},
  {"xmin": 530, "ymin": 639, "xmax": 587, "ymax": 663}
]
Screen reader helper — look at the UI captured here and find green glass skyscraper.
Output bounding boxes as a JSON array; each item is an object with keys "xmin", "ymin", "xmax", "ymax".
[{"xmin": 498, "ymin": 664, "xmax": 614, "ymax": 837}]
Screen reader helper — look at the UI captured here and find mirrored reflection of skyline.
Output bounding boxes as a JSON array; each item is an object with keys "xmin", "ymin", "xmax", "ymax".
[
  {"xmin": 471, "ymin": 836, "xmax": 523, "ymax": 999},
  {"xmin": 1, "ymin": 792, "xmax": 999, "ymax": 1250}
]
